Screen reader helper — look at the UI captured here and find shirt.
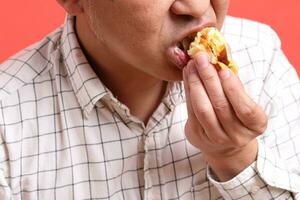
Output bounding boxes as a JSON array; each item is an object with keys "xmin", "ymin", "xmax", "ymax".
[{"xmin": 0, "ymin": 15, "xmax": 299, "ymax": 200}]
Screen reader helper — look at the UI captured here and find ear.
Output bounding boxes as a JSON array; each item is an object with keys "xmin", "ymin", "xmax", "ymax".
[{"xmin": 56, "ymin": 0, "xmax": 83, "ymax": 15}]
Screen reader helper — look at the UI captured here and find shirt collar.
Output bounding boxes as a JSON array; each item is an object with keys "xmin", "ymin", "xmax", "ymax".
[
  {"xmin": 59, "ymin": 15, "xmax": 186, "ymax": 119},
  {"xmin": 163, "ymin": 81, "xmax": 186, "ymax": 109},
  {"xmin": 60, "ymin": 15, "xmax": 110, "ymax": 118}
]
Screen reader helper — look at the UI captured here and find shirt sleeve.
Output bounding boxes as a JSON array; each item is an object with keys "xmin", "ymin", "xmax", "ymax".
[
  {"xmin": 0, "ymin": 172, "xmax": 11, "ymax": 200},
  {"xmin": 207, "ymin": 26, "xmax": 300, "ymax": 199},
  {"xmin": 0, "ymin": 143, "xmax": 12, "ymax": 199}
]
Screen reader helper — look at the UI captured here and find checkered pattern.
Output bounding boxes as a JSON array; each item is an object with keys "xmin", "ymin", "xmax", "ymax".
[{"xmin": 0, "ymin": 15, "xmax": 299, "ymax": 200}]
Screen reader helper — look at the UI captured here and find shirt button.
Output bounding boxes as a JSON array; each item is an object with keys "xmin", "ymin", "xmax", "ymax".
[{"xmin": 250, "ymin": 186, "xmax": 260, "ymax": 195}]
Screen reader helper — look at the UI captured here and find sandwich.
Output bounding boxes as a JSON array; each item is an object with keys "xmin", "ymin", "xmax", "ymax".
[{"xmin": 187, "ymin": 27, "xmax": 238, "ymax": 74}]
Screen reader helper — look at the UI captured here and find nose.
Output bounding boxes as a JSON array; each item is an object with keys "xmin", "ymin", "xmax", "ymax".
[{"xmin": 170, "ymin": 0, "xmax": 210, "ymax": 19}]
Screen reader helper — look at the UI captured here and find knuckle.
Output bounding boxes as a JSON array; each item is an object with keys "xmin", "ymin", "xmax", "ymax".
[
  {"xmin": 184, "ymin": 123, "xmax": 194, "ymax": 142},
  {"xmin": 240, "ymin": 102, "xmax": 257, "ymax": 119},
  {"xmin": 212, "ymin": 137, "xmax": 226, "ymax": 145},
  {"xmin": 195, "ymin": 104, "xmax": 210, "ymax": 115},
  {"xmin": 208, "ymin": 131, "xmax": 228, "ymax": 145},
  {"xmin": 226, "ymin": 84, "xmax": 237, "ymax": 96},
  {"xmin": 189, "ymin": 78, "xmax": 201, "ymax": 87},
  {"xmin": 254, "ymin": 115, "xmax": 268, "ymax": 134},
  {"xmin": 240, "ymin": 102, "xmax": 268, "ymax": 134},
  {"xmin": 184, "ymin": 119, "xmax": 202, "ymax": 135},
  {"xmin": 184, "ymin": 120, "xmax": 204, "ymax": 147},
  {"xmin": 184, "ymin": 120, "xmax": 193, "ymax": 134},
  {"xmin": 202, "ymin": 73, "xmax": 217, "ymax": 82},
  {"xmin": 213, "ymin": 99, "xmax": 229, "ymax": 112},
  {"xmin": 231, "ymin": 136, "xmax": 248, "ymax": 148}
]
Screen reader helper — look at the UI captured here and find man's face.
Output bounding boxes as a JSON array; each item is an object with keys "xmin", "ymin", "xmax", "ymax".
[{"xmin": 81, "ymin": 0, "xmax": 228, "ymax": 81}]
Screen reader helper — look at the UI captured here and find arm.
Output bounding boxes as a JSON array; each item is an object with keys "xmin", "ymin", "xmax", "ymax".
[
  {"xmin": 209, "ymin": 44, "xmax": 300, "ymax": 199},
  {"xmin": 183, "ymin": 32, "xmax": 300, "ymax": 199}
]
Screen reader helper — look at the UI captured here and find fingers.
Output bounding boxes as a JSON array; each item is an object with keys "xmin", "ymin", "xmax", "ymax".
[
  {"xmin": 183, "ymin": 67, "xmax": 205, "ymax": 143},
  {"xmin": 192, "ymin": 53, "xmax": 267, "ymax": 135},
  {"xmin": 218, "ymin": 68, "xmax": 268, "ymax": 134},
  {"xmin": 192, "ymin": 53, "xmax": 240, "ymax": 140},
  {"xmin": 184, "ymin": 119, "xmax": 204, "ymax": 147},
  {"xmin": 183, "ymin": 51, "xmax": 267, "ymax": 149},
  {"xmin": 184, "ymin": 60, "xmax": 229, "ymax": 143},
  {"xmin": 193, "ymin": 53, "xmax": 233, "ymax": 120},
  {"xmin": 183, "ymin": 67, "xmax": 196, "ymax": 120}
]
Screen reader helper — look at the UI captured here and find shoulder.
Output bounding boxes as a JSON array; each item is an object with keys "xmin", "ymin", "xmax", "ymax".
[
  {"xmin": 222, "ymin": 16, "xmax": 281, "ymax": 49},
  {"xmin": 0, "ymin": 26, "xmax": 63, "ymax": 102},
  {"xmin": 222, "ymin": 16, "xmax": 286, "ymax": 101}
]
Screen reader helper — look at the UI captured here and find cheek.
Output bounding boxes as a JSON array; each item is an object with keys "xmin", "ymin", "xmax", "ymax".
[
  {"xmin": 85, "ymin": 0, "xmax": 174, "ymax": 77},
  {"xmin": 211, "ymin": 0, "xmax": 228, "ymax": 27},
  {"xmin": 91, "ymin": 5, "xmax": 161, "ymax": 44},
  {"xmin": 95, "ymin": 7, "xmax": 165, "ymax": 55}
]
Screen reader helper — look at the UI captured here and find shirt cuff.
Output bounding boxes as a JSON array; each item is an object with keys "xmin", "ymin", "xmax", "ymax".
[{"xmin": 206, "ymin": 139, "xmax": 300, "ymax": 200}]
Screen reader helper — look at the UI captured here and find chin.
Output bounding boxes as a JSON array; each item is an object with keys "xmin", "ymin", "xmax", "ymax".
[
  {"xmin": 146, "ymin": 59, "xmax": 185, "ymax": 81},
  {"xmin": 158, "ymin": 68, "xmax": 184, "ymax": 81}
]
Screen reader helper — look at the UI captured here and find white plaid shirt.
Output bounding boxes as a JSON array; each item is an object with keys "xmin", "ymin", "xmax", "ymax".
[{"xmin": 0, "ymin": 15, "xmax": 299, "ymax": 200}]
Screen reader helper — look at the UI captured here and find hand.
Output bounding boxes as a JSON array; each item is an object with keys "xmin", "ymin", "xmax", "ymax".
[{"xmin": 182, "ymin": 53, "xmax": 267, "ymax": 181}]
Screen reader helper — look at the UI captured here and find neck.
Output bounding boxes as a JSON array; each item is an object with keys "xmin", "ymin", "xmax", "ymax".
[
  {"xmin": 114, "ymin": 79, "xmax": 168, "ymax": 124},
  {"xmin": 76, "ymin": 15, "xmax": 167, "ymax": 124}
]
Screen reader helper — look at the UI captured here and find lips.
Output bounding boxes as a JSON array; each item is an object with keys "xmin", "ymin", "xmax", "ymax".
[
  {"xmin": 166, "ymin": 44, "xmax": 189, "ymax": 69},
  {"xmin": 166, "ymin": 22, "xmax": 216, "ymax": 70},
  {"xmin": 166, "ymin": 33, "xmax": 196, "ymax": 70}
]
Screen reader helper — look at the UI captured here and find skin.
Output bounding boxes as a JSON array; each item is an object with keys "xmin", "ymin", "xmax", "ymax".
[{"xmin": 57, "ymin": 0, "xmax": 267, "ymax": 182}]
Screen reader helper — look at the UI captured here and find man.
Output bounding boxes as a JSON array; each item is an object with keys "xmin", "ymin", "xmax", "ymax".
[{"xmin": 0, "ymin": 0, "xmax": 299, "ymax": 199}]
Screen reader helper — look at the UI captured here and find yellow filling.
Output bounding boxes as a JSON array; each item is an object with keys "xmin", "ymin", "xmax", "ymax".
[{"xmin": 187, "ymin": 27, "xmax": 238, "ymax": 74}]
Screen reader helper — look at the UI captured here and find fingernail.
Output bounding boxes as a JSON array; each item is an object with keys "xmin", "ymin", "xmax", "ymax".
[
  {"xmin": 219, "ymin": 69, "xmax": 231, "ymax": 79},
  {"xmin": 195, "ymin": 53, "xmax": 209, "ymax": 69}
]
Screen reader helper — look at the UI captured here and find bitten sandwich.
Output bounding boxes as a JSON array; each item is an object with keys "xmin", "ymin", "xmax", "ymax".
[{"xmin": 187, "ymin": 27, "xmax": 238, "ymax": 74}]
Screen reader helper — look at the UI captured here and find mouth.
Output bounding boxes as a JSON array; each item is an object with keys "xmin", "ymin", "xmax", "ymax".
[
  {"xmin": 167, "ymin": 33, "xmax": 196, "ymax": 70},
  {"xmin": 176, "ymin": 34, "xmax": 196, "ymax": 56},
  {"xmin": 166, "ymin": 23, "xmax": 216, "ymax": 70}
]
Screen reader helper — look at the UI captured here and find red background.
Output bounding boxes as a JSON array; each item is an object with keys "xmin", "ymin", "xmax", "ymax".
[{"xmin": 1, "ymin": 1, "xmax": 299, "ymax": 75}]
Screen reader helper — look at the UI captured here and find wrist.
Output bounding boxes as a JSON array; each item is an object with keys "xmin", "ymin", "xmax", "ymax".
[{"xmin": 204, "ymin": 139, "xmax": 258, "ymax": 181}]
